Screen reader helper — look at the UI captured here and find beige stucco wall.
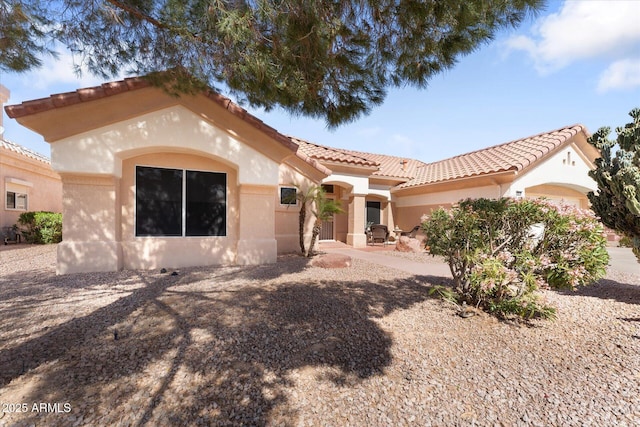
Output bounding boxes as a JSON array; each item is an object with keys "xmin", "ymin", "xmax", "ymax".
[
  {"xmin": 57, "ymin": 174, "xmax": 121, "ymax": 274},
  {"xmin": 119, "ymin": 152, "xmax": 240, "ymax": 270},
  {"xmin": 275, "ymin": 163, "xmax": 319, "ymax": 254},
  {"xmin": 526, "ymin": 184, "xmax": 590, "ymax": 209},
  {"xmin": 333, "ymin": 186, "xmax": 349, "ymax": 243},
  {"xmin": 394, "ymin": 185, "xmax": 501, "ymax": 230},
  {"xmin": 0, "ymin": 148, "xmax": 62, "ymax": 229},
  {"xmin": 513, "ymin": 143, "xmax": 597, "ymax": 196},
  {"xmin": 51, "ymin": 105, "xmax": 280, "ymax": 185},
  {"xmin": 51, "ymin": 103, "xmax": 291, "ymax": 273}
]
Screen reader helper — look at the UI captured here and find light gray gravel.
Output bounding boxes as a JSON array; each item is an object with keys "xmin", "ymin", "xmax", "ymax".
[{"xmin": 0, "ymin": 243, "xmax": 639, "ymax": 426}]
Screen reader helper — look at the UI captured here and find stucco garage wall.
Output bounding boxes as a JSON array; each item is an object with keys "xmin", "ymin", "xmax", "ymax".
[
  {"xmin": 526, "ymin": 184, "xmax": 590, "ymax": 209},
  {"xmin": 394, "ymin": 185, "xmax": 501, "ymax": 230}
]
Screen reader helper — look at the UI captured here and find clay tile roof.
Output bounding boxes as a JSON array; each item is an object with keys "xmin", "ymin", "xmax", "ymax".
[
  {"xmin": 4, "ymin": 76, "xmax": 302, "ymax": 153},
  {"xmin": 4, "ymin": 77, "xmax": 151, "ymax": 119},
  {"xmin": 0, "ymin": 138, "xmax": 51, "ymax": 164},
  {"xmin": 292, "ymin": 137, "xmax": 427, "ymax": 179},
  {"xmin": 292, "ymin": 137, "xmax": 380, "ymax": 168},
  {"xmin": 337, "ymin": 149, "xmax": 425, "ymax": 179},
  {"xmin": 398, "ymin": 124, "xmax": 586, "ymax": 189}
]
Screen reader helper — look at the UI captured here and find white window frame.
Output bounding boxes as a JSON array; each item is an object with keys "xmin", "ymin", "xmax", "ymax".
[
  {"xmin": 5, "ymin": 178, "xmax": 32, "ymax": 211},
  {"xmin": 6, "ymin": 191, "xmax": 28, "ymax": 210}
]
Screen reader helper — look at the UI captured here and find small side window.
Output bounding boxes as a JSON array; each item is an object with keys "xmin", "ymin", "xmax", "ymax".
[
  {"xmin": 6, "ymin": 191, "xmax": 27, "ymax": 210},
  {"xmin": 280, "ymin": 187, "xmax": 298, "ymax": 205}
]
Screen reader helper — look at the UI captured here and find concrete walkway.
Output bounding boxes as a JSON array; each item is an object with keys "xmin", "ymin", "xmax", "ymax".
[
  {"xmin": 607, "ymin": 246, "xmax": 639, "ymax": 275},
  {"xmin": 320, "ymin": 242, "xmax": 639, "ymax": 278},
  {"xmin": 321, "ymin": 244, "xmax": 452, "ymax": 278}
]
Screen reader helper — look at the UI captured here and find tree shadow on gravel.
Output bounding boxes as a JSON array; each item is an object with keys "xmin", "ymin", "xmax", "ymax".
[
  {"xmin": 560, "ymin": 278, "xmax": 640, "ymax": 306},
  {"xmin": 0, "ymin": 262, "xmax": 448, "ymax": 426}
]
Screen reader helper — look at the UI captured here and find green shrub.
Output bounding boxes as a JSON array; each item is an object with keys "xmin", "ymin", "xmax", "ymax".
[
  {"xmin": 619, "ymin": 235, "xmax": 632, "ymax": 248},
  {"xmin": 422, "ymin": 198, "xmax": 609, "ymax": 320},
  {"xmin": 17, "ymin": 211, "xmax": 63, "ymax": 244}
]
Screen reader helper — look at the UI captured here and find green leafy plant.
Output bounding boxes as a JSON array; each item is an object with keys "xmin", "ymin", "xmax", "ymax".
[
  {"xmin": 307, "ymin": 188, "xmax": 343, "ymax": 257},
  {"xmin": 422, "ymin": 198, "xmax": 609, "ymax": 320},
  {"xmin": 18, "ymin": 211, "xmax": 62, "ymax": 244},
  {"xmin": 283, "ymin": 185, "xmax": 343, "ymax": 257}
]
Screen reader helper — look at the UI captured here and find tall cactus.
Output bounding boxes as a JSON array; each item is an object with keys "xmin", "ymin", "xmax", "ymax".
[{"xmin": 588, "ymin": 108, "xmax": 640, "ymax": 261}]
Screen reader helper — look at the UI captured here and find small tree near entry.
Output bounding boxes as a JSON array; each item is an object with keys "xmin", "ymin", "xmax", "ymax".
[
  {"xmin": 283, "ymin": 185, "xmax": 343, "ymax": 257},
  {"xmin": 283, "ymin": 185, "xmax": 317, "ymax": 256},
  {"xmin": 587, "ymin": 108, "xmax": 640, "ymax": 261},
  {"xmin": 307, "ymin": 188, "xmax": 343, "ymax": 257}
]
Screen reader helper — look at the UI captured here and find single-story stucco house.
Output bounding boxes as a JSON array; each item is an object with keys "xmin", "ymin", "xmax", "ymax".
[
  {"xmin": 4, "ymin": 77, "xmax": 600, "ymax": 274},
  {"xmin": 1, "ymin": 85, "xmax": 62, "ymax": 233},
  {"xmin": 294, "ymin": 123, "xmax": 600, "ymax": 246}
]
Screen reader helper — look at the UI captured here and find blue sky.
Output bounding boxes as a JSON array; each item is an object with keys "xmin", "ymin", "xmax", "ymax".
[{"xmin": 1, "ymin": 0, "xmax": 639, "ymax": 163}]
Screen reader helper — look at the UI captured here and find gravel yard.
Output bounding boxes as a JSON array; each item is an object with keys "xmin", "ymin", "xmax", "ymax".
[{"xmin": 0, "ymin": 244, "xmax": 639, "ymax": 426}]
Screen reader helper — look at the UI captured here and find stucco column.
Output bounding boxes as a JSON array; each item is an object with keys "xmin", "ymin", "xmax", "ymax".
[
  {"xmin": 346, "ymin": 194, "xmax": 367, "ymax": 248},
  {"xmin": 237, "ymin": 184, "xmax": 278, "ymax": 264},
  {"xmin": 57, "ymin": 175, "xmax": 122, "ymax": 274}
]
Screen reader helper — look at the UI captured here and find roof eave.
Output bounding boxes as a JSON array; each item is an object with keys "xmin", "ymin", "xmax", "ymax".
[{"xmin": 392, "ymin": 169, "xmax": 517, "ymax": 194}]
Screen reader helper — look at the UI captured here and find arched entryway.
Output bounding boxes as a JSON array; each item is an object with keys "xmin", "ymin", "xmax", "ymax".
[{"xmin": 525, "ymin": 183, "xmax": 593, "ymax": 209}]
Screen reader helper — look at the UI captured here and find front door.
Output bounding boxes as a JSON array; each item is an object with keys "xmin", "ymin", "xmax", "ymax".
[{"xmin": 320, "ymin": 196, "xmax": 336, "ymax": 240}]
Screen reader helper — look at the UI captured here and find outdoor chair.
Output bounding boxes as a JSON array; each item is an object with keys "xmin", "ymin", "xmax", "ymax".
[
  {"xmin": 401, "ymin": 225, "xmax": 420, "ymax": 238},
  {"xmin": 2, "ymin": 226, "xmax": 21, "ymax": 245},
  {"xmin": 369, "ymin": 224, "xmax": 389, "ymax": 245}
]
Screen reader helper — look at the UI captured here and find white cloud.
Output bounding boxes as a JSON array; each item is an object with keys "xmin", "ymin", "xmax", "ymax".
[
  {"xmin": 505, "ymin": 1, "xmax": 640, "ymax": 74},
  {"xmin": 597, "ymin": 59, "xmax": 640, "ymax": 93},
  {"xmin": 356, "ymin": 126, "xmax": 382, "ymax": 138},
  {"xmin": 27, "ymin": 50, "xmax": 105, "ymax": 90}
]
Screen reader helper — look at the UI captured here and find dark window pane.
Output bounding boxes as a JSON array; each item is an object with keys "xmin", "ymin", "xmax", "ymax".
[
  {"xmin": 321, "ymin": 184, "xmax": 334, "ymax": 194},
  {"xmin": 280, "ymin": 187, "xmax": 297, "ymax": 205},
  {"xmin": 186, "ymin": 171, "xmax": 226, "ymax": 236},
  {"xmin": 366, "ymin": 201, "xmax": 381, "ymax": 225},
  {"xmin": 6, "ymin": 192, "xmax": 15, "ymax": 209},
  {"xmin": 136, "ymin": 166, "xmax": 183, "ymax": 236}
]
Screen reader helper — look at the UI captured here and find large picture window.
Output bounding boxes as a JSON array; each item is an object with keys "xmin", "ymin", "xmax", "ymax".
[{"xmin": 136, "ymin": 166, "xmax": 226, "ymax": 237}]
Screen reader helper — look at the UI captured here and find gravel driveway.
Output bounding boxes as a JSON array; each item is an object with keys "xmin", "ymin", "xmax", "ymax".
[{"xmin": 0, "ymin": 244, "xmax": 639, "ymax": 426}]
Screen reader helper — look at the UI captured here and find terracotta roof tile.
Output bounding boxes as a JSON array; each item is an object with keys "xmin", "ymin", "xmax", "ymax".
[
  {"xmin": 0, "ymin": 138, "xmax": 51, "ymax": 164},
  {"xmin": 292, "ymin": 137, "xmax": 380, "ymax": 168},
  {"xmin": 339, "ymin": 149, "xmax": 425, "ymax": 179},
  {"xmin": 4, "ymin": 76, "xmax": 588, "ymax": 187},
  {"xmin": 398, "ymin": 125, "xmax": 585, "ymax": 189},
  {"xmin": 3, "ymin": 76, "xmax": 325, "ymax": 170}
]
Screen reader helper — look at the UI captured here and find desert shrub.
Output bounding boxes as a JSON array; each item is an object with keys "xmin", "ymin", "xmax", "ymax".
[
  {"xmin": 619, "ymin": 235, "xmax": 632, "ymax": 248},
  {"xmin": 422, "ymin": 198, "xmax": 609, "ymax": 320},
  {"xmin": 18, "ymin": 211, "xmax": 63, "ymax": 244}
]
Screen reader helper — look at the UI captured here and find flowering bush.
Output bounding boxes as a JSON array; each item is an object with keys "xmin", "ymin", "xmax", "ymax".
[{"xmin": 422, "ymin": 198, "xmax": 609, "ymax": 320}]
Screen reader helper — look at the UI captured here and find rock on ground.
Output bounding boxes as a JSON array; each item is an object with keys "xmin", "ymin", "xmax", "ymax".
[
  {"xmin": 395, "ymin": 236, "xmax": 425, "ymax": 253},
  {"xmin": 309, "ymin": 253, "xmax": 352, "ymax": 268}
]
